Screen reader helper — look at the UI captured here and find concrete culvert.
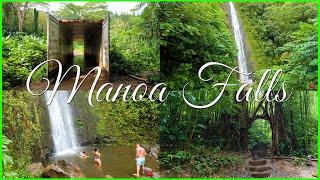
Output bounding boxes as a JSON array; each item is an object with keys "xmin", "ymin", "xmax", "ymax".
[{"xmin": 47, "ymin": 14, "xmax": 110, "ymax": 80}]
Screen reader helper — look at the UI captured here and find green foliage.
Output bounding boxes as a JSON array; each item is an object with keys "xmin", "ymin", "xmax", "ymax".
[
  {"xmin": 3, "ymin": 3, "xmax": 48, "ymax": 36},
  {"xmin": 73, "ymin": 41, "xmax": 84, "ymax": 53},
  {"xmin": 2, "ymin": 91, "xmax": 45, "ymax": 178},
  {"xmin": 110, "ymin": 4, "xmax": 159, "ymax": 74},
  {"xmin": 23, "ymin": 10, "xmax": 47, "ymax": 36},
  {"xmin": 2, "ymin": 136, "xmax": 17, "ymax": 178},
  {"xmin": 160, "ymin": 2, "xmax": 237, "ymax": 90},
  {"xmin": 2, "ymin": 3, "xmax": 19, "ymax": 35},
  {"xmin": 55, "ymin": 2, "xmax": 109, "ymax": 20},
  {"xmin": 161, "ymin": 89, "xmax": 317, "ymax": 174},
  {"xmin": 248, "ymin": 119, "xmax": 272, "ymax": 150},
  {"xmin": 2, "ymin": 35, "xmax": 47, "ymax": 89},
  {"xmin": 160, "ymin": 147, "xmax": 242, "ymax": 177},
  {"xmin": 92, "ymin": 99, "xmax": 159, "ymax": 145},
  {"xmin": 75, "ymin": 119, "xmax": 84, "ymax": 128},
  {"xmin": 32, "ymin": 8, "xmax": 39, "ymax": 35},
  {"xmin": 279, "ymin": 91, "xmax": 318, "ymax": 157},
  {"xmin": 292, "ymin": 157, "xmax": 307, "ymax": 166},
  {"xmin": 281, "ymin": 20, "xmax": 318, "ymax": 89},
  {"xmin": 237, "ymin": 2, "xmax": 317, "ymax": 89},
  {"xmin": 161, "ymin": 90, "xmax": 241, "ymax": 151}
]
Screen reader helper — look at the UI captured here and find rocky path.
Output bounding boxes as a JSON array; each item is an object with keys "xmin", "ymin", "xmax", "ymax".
[{"xmin": 228, "ymin": 158, "xmax": 318, "ymax": 178}]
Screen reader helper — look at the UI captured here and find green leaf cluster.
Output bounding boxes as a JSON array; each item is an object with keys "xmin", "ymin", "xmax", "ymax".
[
  {"xmin": 237, "ymin": 2, "xmax": 317, "ymax": 90},
  {"xmin": 160, "ymin": 147, "xmax": 242, "ymax": 177},
  {"xmin": 160, "ymin": 2, "xmax": 237, "ymax": 90},
  {"xmin": 2, "ymin": 136, "xmax": 17, "ymax": 178},
  {"xmin": 2, "ymin": 91, "xmax": 45, "ymax": 178},
  {"xmin": 54, "ymin": 2, "xmax": 109, "ymax": 20},
  {"xmin": 92, "ymin": 99, "xmax": 159, "ymax": 145},
  {"xmin": 110, "ymin": 4, "xmax": 160, "ymax": 74},
  {"xmin": 2, "ymin": 35, "xmax": 47, "ymax": 89}
]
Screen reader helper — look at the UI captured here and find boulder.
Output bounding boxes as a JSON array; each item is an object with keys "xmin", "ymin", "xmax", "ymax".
[
  {"xmin": 100, "ymin": 136, "xmax": 116, "ymax": 144},
  {"xmin": 27, "ymin": 162, "xmax": 45, "ymax": 176},
  {"xmin": 43, "ymin": 160, "xmax": 85, "ymax": 178},
  {"xmin": 40, "ymin": 146, "xmax": 50, "ymax": 161},
  {"xmin": 252, "ymin": 143, "xmax": 267, "ymax": 159},
  {"xmin": 144, "ymin": 167, "xmax": 153, "ymax": 173},
  {"xmin": 152, "ymin": 172, "xmax": 160, "ymax": 178},
  {"xmin": 154, "ymin": 144, "xmax": 160, "ymax": 150},
  {"xmin": 150, "ymin": 147, "xmax": 159, "ymax": 159},
  {"xmin": 306, "ymin": 160, "xmax": 313, "ymax": 167},
  {"xmin": 102, "ymin": 137, "xmax": 112, "ymax": 144},
  {"xmin": 94, "ymin": 136, "xmax": 102, "ymax": 144},
  {"xmin": 141, "ymin": 145, "xmax": 151, "ymax": 153},
  {"xmin": 80, "ymin": 140, "xmax": 91, "ymax": 146}
]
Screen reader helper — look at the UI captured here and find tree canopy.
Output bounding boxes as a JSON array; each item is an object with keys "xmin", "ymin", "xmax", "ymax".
[
  {"xmin": 54, "ymin": 2, "xmax": 109, "ymax": 20},
  {"xmin": 237, "ymin": 2, "xmax": 318, "ymax": 90}
]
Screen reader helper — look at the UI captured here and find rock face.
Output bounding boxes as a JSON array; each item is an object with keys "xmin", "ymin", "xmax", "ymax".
[
  {"xmin": 27, "ymin": 162, "xmax": 45, "ymax": 176},
  {"xmin": 150, "ymin": 147, "xmax": 159, "ymax": 159},
  {"xmin": 101, "ymin": 137, "xmax": 116, "ymax": 144},
  {"xmin": 40, "ymin": 146, "xmax": 50, "ymax": 161},
  {"xmin": 141, "ymin": 144, "xmax": 159, "ymax": 159},
  {"xmin": 152, "ymin": 172, "xmax": 161, "ymax": 178},
  {"xmin": 141, "ymin": 144, "xmax": 151, "ymax": 153},
  {"xmin": 43, "ymin": 160, "xmax": 86, "ymax": 178},
  {"xmin": 252, "ymin": 143, "xmax": 267, "ymax": 159},
  {"xmin": 94, "ymin": 136, "xmax": 116, "ymax": 144}
]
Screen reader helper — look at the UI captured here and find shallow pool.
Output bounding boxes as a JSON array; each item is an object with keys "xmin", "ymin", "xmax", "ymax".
[{"xmin": 48, "ymin": 145, "xmax": 159, "ymax": 178}]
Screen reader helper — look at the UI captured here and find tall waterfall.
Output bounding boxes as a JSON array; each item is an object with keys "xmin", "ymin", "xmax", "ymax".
[
  {"xmin": 229, "ymin": 2, "xmax": 251, "ymax": 83},
  {"xmin": 45, "ymin": 91, "xmax": 78, "ymax": 153}
]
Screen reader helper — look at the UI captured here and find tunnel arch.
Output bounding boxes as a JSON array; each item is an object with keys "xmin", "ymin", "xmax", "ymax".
[
  {"xmin": 47, "ymin": 14, "xmax": 110, "ymax": 80},
  {"xmin": 248, "ymin": 118, "xmax": 272, "ymax": 151}
]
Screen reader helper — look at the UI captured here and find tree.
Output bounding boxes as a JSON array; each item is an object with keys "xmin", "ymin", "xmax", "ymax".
[
  {"xmin": 281, "ymin": 19, "xmax": 318, "ymax": 90},
  {"xmin": 32, "ymin": 8, "xmax": 38, "ymax": 34},
  {"xmin": 13, "ymin": 2, "xmax": 31, "ymax": 32},
  {"xmin": 12, "ymin": 2, "xmax": 49, "ymax": 32},
  {"xmin": 2, "ymin": 3, "xmax": 19, "ymax": 35},
  {"xmin": 55, "ymin": 2, "xmax": 108, "ymax": 20}
]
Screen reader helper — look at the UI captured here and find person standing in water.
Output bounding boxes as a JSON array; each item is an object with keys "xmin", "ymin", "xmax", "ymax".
[
  {"xmin": 93, "ymin": 148, "xmax": 101, "ymax": 167},
  {"xmin": 133, "ymin": 144, "xmax": 146, "ymax": 177}
]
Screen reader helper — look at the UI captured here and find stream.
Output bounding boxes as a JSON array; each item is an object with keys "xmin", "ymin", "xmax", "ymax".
[{"xmin": 48, "ymin": 145, "xmax": 159, "ymax": 178}]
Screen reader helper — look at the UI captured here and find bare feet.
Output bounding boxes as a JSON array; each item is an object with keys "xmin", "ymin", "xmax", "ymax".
[{"xmin": 133, "ymin": 174, "xmax": 139, "ymax": 177}]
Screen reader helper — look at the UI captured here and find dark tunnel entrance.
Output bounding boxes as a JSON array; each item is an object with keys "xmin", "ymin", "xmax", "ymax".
[{"xmin": 47, "ymin": 14, "xmax": 110, "ymax": 80}]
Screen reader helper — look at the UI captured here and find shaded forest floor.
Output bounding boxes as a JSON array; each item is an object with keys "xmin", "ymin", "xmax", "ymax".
[
  {"xmin": 222, "ymin": 158, "xmax": 317, "ymax": 178},
  {"xmin": 162, "ymin": 154, "xmax": 318, "ymax": 178}
]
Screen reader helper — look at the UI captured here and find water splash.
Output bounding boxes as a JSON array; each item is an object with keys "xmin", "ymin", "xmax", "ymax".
[
  {"xmin": 229, "ymin": 2, "xmax": 251, "ymax": 83},
  {"xmin": 45, "ymin": 91, "xmax": 78, "ymax": 153}
]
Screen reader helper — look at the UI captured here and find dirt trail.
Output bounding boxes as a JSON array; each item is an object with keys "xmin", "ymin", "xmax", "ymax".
[{"xmin": 228, "ymin": 159, "xmax": 318, "ymax": 178}]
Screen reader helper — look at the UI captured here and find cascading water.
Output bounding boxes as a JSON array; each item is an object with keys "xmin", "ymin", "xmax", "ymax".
[
  {"xmin": 45, "ymin": 91, "xmax": 78, "ymax": 154},
  {"xmin": 229, "ymin": 2, "xmax": 251, "ymax": 83}
]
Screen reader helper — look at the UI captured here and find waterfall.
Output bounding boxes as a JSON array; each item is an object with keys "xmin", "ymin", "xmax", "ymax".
[
  {"xmin": 229, "ymin": 2, "xmax": 251, "ymax": 83},
  {"xmin": 45, "ymin": 91, "xmax": 78, "ymax": 154}
]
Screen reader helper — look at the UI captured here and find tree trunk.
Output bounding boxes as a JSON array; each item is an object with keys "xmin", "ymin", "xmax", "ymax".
[
  {"xmin": 33, "ymin": 8, "xmax": 39, "ymax": 34},
  {"xmin": 13, "ymin": 2, "xmax": 29, "ymax": 32}
]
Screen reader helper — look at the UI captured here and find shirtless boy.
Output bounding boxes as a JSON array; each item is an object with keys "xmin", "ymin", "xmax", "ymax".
[{"xmin": 133, "ymin": 144, "xmax": 146, "ymax": 177}]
